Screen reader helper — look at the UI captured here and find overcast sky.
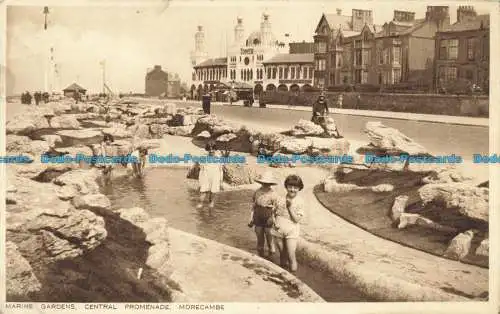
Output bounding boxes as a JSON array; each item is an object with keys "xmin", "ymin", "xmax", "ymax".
[{"xmin": 5, "ymin": 0, "xmax": 495, "ymax": 95}]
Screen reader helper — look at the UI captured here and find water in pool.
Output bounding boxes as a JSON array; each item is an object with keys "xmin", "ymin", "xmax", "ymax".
[{"xmin": 101, "ymin": 167, "xmax": 373, "ymax": 302}]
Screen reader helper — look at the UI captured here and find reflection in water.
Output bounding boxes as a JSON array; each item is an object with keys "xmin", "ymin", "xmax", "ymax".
[{"xmin": 102, "ymin": 167, "xmax": 372, "ymax": 302}]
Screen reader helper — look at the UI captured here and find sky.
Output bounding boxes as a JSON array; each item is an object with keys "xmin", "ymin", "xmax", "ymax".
[{"xmin": 5, "ymin": 0, "xmax": 496, "ymax": 95}]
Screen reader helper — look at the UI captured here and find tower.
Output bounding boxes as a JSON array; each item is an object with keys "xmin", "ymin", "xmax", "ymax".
[
  {"xmin": 190, "ymin": 25, "xmax": 208, "ymax": 67},
  {"xmin": 260, "ymin": 13, "xmax": 272, "ymax": 47},
  {"xmin": 234, "ymin": 17, "xmax": 245, "ymax": 47},
  {"xmin": 457, "ymin": 6, "xmax": 477, "ymax": 23}
]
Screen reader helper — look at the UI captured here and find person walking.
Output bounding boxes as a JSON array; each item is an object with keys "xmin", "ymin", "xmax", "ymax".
[
  {"xmin": 311, "ymin": 92, "xmax": 329, "ymax": 134},
  {"xmin": 202, "ymin": 93, "xmax": 211, "ymax": 114},
  {"xmin": 34, "ymin": 91, "xmax": 42, "ymax": 106},
  {"xmin": 196, "ymin": 141, "xmax": 223, "ymax": 209},
  {"xmin": 271, "ymin": 175, "xmax": 306, "ymax": 274},
  {"xmin": 248, "ymin": 170, "xmax": 279, "ymax": 258},
  {"xmin": 337, "ymin": 93, "xmax": 343, "ymax": 109},
  {"xmin": 25, "ymin": 92, "xmax": 32, "ymax": 105}
]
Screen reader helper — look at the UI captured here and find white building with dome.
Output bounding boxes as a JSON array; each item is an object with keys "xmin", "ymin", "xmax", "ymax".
[{"xmin": 190, "ymin": 13, "xmax": 314, "ymax": 100}]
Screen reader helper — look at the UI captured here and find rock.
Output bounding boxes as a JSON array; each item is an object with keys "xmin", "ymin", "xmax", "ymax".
[
  {"xmin": 134, "ymin": 139, "xmax": 161, "ymax": 150},
  {"xmin": 196, "ymin": 131, "xmax": 211, "ymax": 139},
  {"xmin": 63, "ymin": 145, "xmax": 94, "ymax": 158},
  {"xmin": 41, "ymin": 135, "xmax": 63, "ymax": 147},
  {"xmin": 391, "ymin": 195, "xmax": 408, "ymax": 221},
  {"xmin": 323, "ymin": 117, "xmax": 339, "ymax": 136},
  {"xmin": 216, "ymin": 133, "xmax": 238, "ymax": 142},
  {"xmin": 102, "ymin": 127, "xmax": 132, "ymax": 140},
  {"xmin": 212, "ymin": 122, "xmax": 240, "ymax": 136},
  {"xmin": 167, "ymin": 125, "xmax": 195, "ymax": 137},
  {"xmin": 56, "ymin": 185, "xmax": 79, "ymax": 200},
  {"xmin": 110, "ymin": 140, "xmax": 134, "ymax": 156},
  {"xmin": 364, "ymin": 121, "xmax": 429, "ymax": 155},
  {"xmin": 50, "ymin": 102, "xmax": 72, "ymax": 115},
  {"xmin": 6, "ymin": 135, "xmax": 32, "ymax": 152},
  {"xmin": 164, "ymin": 103, "xmax": 177, "ymax": 115},
  {"xmin": 6, "ymin": 241, "xmax": 42, "ymax": 298},
  {"xmin": 85, "ymin": 120, "xmax": 109, "ymax": 128},
  {"xmin": 475, "ymin": 238, "xmax": 489, "ymax": 257},
  {"xmin": 6, "ymin": 177, "xmax": 107, "ymax": 263},
  {"xmin": 279, "ymin": 138, "xmax": 312, "ymax": 154},
  {"xmin": 443, "ymin": 230, "xmax": 475, "ymax": 260},
  {"xmin": 49, "ymin": 115, "xmax": 82, "ymax": 129},
  {"xmin": 127, "ymin": 124, "xmax": 150, "ymax": 139},
  {"xmin": 53, "ymin": 169, "xmax": 101, "ymax": 195},
  {"xmin": 57, "ymin": 129, "xmax": 103, "ymax": 146},
  {"xmin": 223, "ymin": 164, "xmax": 258, "ymax": 186},
  {"xmin": 308, "ymin": 137, "xmax": 351, "ymax": 155},
  {"xmin": 146, "ymin": 241, "xmax": 170, "ymax": 270},
  {"xmin": 116, "ymin": 207, "xmax": 150, "ymax": 227},
  {"xmin": 418, "ymin": 183, "xmax": 489, "ymax": 223},
  {"xmin": 6, "ymin": 136, "xmax": 49, "ymax": 157},
  {"xmin": 72, "ymin": 113, "xmax": 100, "ymax": 120},
  {"xmin": 323, "ymin": 177, "xmax": 364, "ymax": 193},
  {"xmin": 371, "ymin": 184, "xmax": 394, "ymax": 193},
  {"xmin": 290, "ymin": 119, "xmax": 324, "ymax": 136},
  {"xmin": 136, "ymin": 117, "xmax": 171, "ymax": 125},
  {"xmin": 397, "ymin": 213, "xmax": 458, "ymax": 233},
  {"xmin": 31, "ymin": 165, "xmax": 78, "ymax": 183},
  {"xmin": 73, "ymin": 193, "xmax": 111, "ymax": 210},
  {"xmin": 70, "ymin": 103, "xmax": 89, "ymax": 113},
  {"xmin": 477, "ymin": 181, "xmax": 488, "ymax": 188},
  {"xmin": 143, "ymin": 218, "xmax": 169, "ymax": 245},
  {"xmin": 6, "ymin": 113, "xmax": 50, "ymax": 135},
  {"xmin": 422, "ymin": 166, "xmax": 473, "ymax": 184},
  {"xmin": 191, "ymin": 115, "xmax": 239, "ymax": 136}
]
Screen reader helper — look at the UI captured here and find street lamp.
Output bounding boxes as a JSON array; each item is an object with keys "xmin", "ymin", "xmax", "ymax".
[{"xmin": 43, "ymin": 6, "xmax": 49, "ymax": 30}]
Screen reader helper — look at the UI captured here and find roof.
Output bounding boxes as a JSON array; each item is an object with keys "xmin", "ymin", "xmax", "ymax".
[
  {"xmin": 194, "ymin": 57, "xmax": 228, "ymax": 68},
  {"xmin": 247, "ymin": 30, "xmax": 277, "ymax": 46},
  {"xmin": 340, "ymin": 30, "xmax": 361, "ymax": 38},
  {"xmin": 324, "ymin": 13, "xmax": 351, "ymax": 30},
  {"xmin": 398, "ymin": 19, "xmax": 427, "ymax": 35},
  {"xmin": 440, "ymin": 14, "xmax": 490, "ymax": 33},
  {"xmin": 262, "ymin": 53, "xmax": 314, "ymax": 64},
  {"xmin": 63, "ymin": 83, "xmax": 86, "ymax": 91}
]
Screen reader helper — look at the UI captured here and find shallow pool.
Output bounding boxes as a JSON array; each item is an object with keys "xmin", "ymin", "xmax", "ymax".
[{"xmin": 101, "ymin": 167, "xmax": 373, "ymax": 302}]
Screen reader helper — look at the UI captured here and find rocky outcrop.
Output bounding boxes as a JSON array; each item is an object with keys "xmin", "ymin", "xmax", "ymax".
[
  {"xmin": 422, "ymin": 166, "xmax": 473, "ymax": 184},
  {"xmin": 127, "ymin": 124, "xmax": 150, "ymax": 139},
  {"xmin": 102, "ymin": 127, "xmax": 132, "ymax": 140},
  {"xmin": 290, "ymin": 119, "xmax": 324, "ymax": 136},
  {"xmin": 476, "ymin": 238, "xmax": 489, "ymax": 256},
  {"xmin": 308, "ymin": 137, "xmax": 350, "ymax": 155},
  {"xmin": 53, "ymin": 169, "xmax": 101, "ymax": 196},
  {"xmin": 57, "ymin": 129, "xmax": 103, "ymax": 146},
  {"xmin": 363, "ymin": 121, "xmax": 429, "ymax": 156},
  {"xmin": 166, "ymin": 125, "xmax": 195, "ymax": 137},
  {"xmin": 49, "ymin": 115, "xmax": 82, "ymax": 129},
  {"xmin": 443, "ymin": 230, "xmax": 475, "ymax": 260},
  {"xmin": 418, "ymin": 183, "xmax": 489, "ymax": 223},
  {"xmin": 6, "ymin": 112, "xmax": 50, "ymax": 135},
  {"xmin": 391, "ymin": 195, "xmax": 408, "ymax": 221},
  {"xmin": 223, "ymin": 164, "xmax": 259, "ymax": 186},
  {"xmin": 41, "ymin": 134, "xmax": 63, "ymax": 146},
  {"xmin": 6, "ymin": 241, "xmax": 42, "ymax": 300}
]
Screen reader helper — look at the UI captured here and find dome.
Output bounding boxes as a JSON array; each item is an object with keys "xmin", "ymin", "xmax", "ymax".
[{"xmin": 246, "ymin": 30, "xmax": 277, "ymax": 47}]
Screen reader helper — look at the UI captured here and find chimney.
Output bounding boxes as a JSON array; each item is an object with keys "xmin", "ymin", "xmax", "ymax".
[
  {"xmin": 457, "ymin": 5, "xmax": 477, "ymax": 23},
  {"xmin": 197, "ymin": 25, "xmax": 203, "ymax": 31},
  {"xmin": 154, "ymin": 65, "xmax": 161, "ymax": 71},
  {"xmin": 336, "ymin": 8, "xmax": 342, "ymax": 15}
]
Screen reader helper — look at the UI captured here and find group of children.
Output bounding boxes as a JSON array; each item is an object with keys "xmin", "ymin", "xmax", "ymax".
[{"xmin": 195, "ymin": 140, "xmax": 306, "ymax": 274}]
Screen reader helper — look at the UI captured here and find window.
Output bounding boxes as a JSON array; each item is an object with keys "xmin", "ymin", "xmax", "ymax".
[
  {"xmin": 320, "ymin": 59, "xmax": 326, "ymax": 70},
  {"xmin": 267, "ymin": 68, "xmax": 271, "ymax": 79},
  {"xmin": 250, "ymin": 69, "xmax": 253, "ymax": 80},
  {"xmin": 272, "ymin": 67, "xmax": 277, "ymax": 79},
  {"xmin": 383, "ymin": 48, "xmax": 390, "ymax": 64},
  {"xmin": 378, "ymin": 49, "xmax": 383, "ymax": 64},
  {"xmin": 284, "ymin": 67, "xmax": 289, "ymax": 79},
  {"xmin": 338, "ymin": 54, "xmax": 342, "ymax": 67},
  {"xmin": 438, "ymin": 66, "xmax": 457, "ymax": 82},
  {"xmin": 393, "ymin": 69, "xmax": 401, "ymax": 83},
  {"xmin": 355, "ymin": 50, "xmax": 362, "ymax": 65},
  {"xmin": 465, "ymin": 69, "xmax": 473, "ymax": 81},
  {"xmin": 291, "ymin": 67, "xmax": 295, "ymax": 79},
  {"xmin": 355, "ymin": 69, "xmax": 362, "ymax": 83},
  {"xmin": 362, "ymin": 71, "xmax": 368, "ymax": 84},
  {"xmin": 467, "ymin": 38, "xmax": 478, "ymax": 60},
  {"xmin": 309, "ymin": 67, "xmax": 313, "ymax": 79},
  {"xmin": 297, "ymin": 67, "xmax": 301, "ymax": 79},
  {"xmin": 354, "ymin": 40, "xmax": 362, "ymax": 48},
  {"xmin": 482, "ymin": 36, "xmax": 489, "ymax": 60},
  {"xmin": 316, "ymin": 42, "xmax": 327, "ymax": 53},
  {"xmin": 393, "ymin": 46, "xmax": 401, "ymax": 64},
  {"xmin": 440, "ymin": 39, "xmax": 458, "ymax": 60},
  {"xmin": 362, "ymin": 50, "xmax": 370, "ymax": 65}
]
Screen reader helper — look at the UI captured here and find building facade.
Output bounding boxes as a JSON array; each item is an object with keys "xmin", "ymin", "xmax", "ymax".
[
  {"xmin": 313, "ymin": 6, "xmax": 451, "ymax": 90},
  {"xmin": 261, "ymin": 53, "xmax": 314, "ymax": 93},
  {"xmin": 190, "ymin": 13, "xmax": 306, "ymax": 100},
  {"xmin": 434, "ymin": 7, "xmax": 489, "ymax": 91},
  {"xmin": 145, "ymin": 65, "xmax": 181, "ymax": 98}
]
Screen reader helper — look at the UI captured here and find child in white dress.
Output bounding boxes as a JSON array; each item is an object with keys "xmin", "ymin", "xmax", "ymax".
[{"xmin": 197, "ymin": 141, "xmax": 223, "ymax": 209}]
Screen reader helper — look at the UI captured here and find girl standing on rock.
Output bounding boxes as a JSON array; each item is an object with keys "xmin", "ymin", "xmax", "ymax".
[
  {"xmin": 248, "ymin": 171, "xmax": 278, "ymax": 258},
  {"xmin": 197, "ymin": 141, "xmax": 223, "ymax": 209},
  {"xmin": 272, "ymin": 175, "xmax": 305, "ymax": 274}
]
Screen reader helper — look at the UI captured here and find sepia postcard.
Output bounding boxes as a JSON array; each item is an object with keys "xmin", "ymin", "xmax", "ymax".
[{"xmin": 1, "ymin": 0, "xmax": 499, "ymax": 313}]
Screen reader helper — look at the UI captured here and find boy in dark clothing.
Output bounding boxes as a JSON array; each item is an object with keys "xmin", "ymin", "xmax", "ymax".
[
  {"xmin": 34, "ymin": 92, "xmax": 41, "ymax": 106},
  {"xmin": 311, "ymin": 94, "xmax": 329, "ymax": 133}
]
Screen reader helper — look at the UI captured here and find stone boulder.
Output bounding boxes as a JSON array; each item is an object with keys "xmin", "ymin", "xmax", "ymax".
[
  {"xmin": 57, "ymin": 129, "xmax": 103, "ymax": 146},
  {"xmin": 476, "ymin": 238, "xmax": 489, "ymax": 257},
  {"xmin": 134, "ymin": 139, "xmax": 161, "ymax": 150},
  {"xmin": 363, "ymin": 121, "xmax": 429, "ymax": 156},
  {"xmin": 422, "ymin": 166, "xmax": 473, "ymax": 184},
  {"xmin": 279, "ymin": 138, "xmax": 312, "ymax": 154},
  {"xmin": 443, "ymin": 230, "xmax": 474, "ymax": 260},
  {"xmin": 149, "ymin": 124, "xmax": 169, "ymax": 138},
  {"xmin": 102, "ymin": 127, "xmax": 133, "ymax": 140},
  {"xmin": 41, "ymin": 135, "xmax": 63, "ymax": 147},
  {"xmin": 49, "ymin": 115, "xmax": 82, "ymax": 129},
  {"xmin": 323, "ymin": 177, "xmax": 364, "ymax": 193},
  {"xmin": 6, "ymin": 113, "xmax": 50, "ymax": 135},
  {"xmin": 63, "ymin": 145, "xmax": 94, "ymax": 158},
  {"xmin": 391, "ymin": 195, "xmax": 408, "ymax": 221},
  {"xmin": 127, "ymin": 124, "xmax": 150, "ymax": 139},
  {"xmin": 53, "ymin": 169, "xmax": 101, "ymax": 196},
  {"xmin": 196, "ymin": 131, "xmax": 211, "ymax": 139},
  {"xmin": 223, "ymin": 164, "xmax": 258, "ymax": 186},
  {"xmin": 71, "ymin": 113, "xmax": 100, "ymax": 120},
  {"xmin": 6, "ymin": 241, "xmax": 42, "ymax": 298},
  {"xmin": 418, "ymin": 183, "xmax": 489, "ymax": 223},
  {"xmin": 70, "ymin": 103, "xmax": 89, "ymax": 113},
  {"xmin": 397, "ymin": 213, "xmax": 458, "ymax": 233},
  {"xmin": 6, "ymin": 136, "xmax": 49, "ymax": 157},
  {"xmin": 73, "ymin": 193, "xmax": 112, "ymax": 212},
  {"xmin": 308, "ymin": 137, "xmax": 351, "ymax": 155},
  {"xmin": 290, "ymin": 119, "xmax": 324, "ymax": 136},
  {"xmin": 6, "ymin": 135, "xmax": 32, "ymax": 152},
  {"xmin": 6, "ymin": 177, "xmax": 107, "ymax": 264},
  {"xmin": 191, "ymin": 115, "xmax": 239, "ymax": 136},
  {"xmin": 164, "ymin": 103, "xmax": 177, "ymax": 115},
  {"xmin": 166, "ymin": 125, "xmax": 195, "ymax": 137}
]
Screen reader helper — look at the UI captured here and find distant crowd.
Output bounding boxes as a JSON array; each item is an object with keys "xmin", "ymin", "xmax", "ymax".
[{"xmin": 20, "ymin": 91, "xmax": 50, "ymax": 105}]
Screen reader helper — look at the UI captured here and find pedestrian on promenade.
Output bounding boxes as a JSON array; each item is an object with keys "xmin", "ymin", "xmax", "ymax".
[
  {"xmin": 99, "ymin": 134, "xmax": 115, "ymax": 183},
  {"xmin": 43, "ymin": 92, "xmax": 50, "ymax": 103},
  {"xmin": 248, "ymin": 170, "xmax": 278, "ymax": 258},
  {"xmin": 34, "ymin": 91, "xmax": 42, "ymax": 106},
  {"xmin": 202, "ymin": 93, "xmax": 211, "ymax": 114},
  {"xmin": 21, "ymin": 92, "xmax": 26, "ymax": 104},
  {"xmin": 337, "ymin": 93, "xmax": 343, "ymax": 109},
  {"xmin": 355, "ymin": 93, "xmax": 361, "ymax": 110},
  {"xmin": 131, "ymin": 147, "xmax": 148, "ymax": 178},
  {"xmin": 25, "ymin": 92, "xmax": 32, "ymax": 105},
  {"xmin": 272, "ymin": 175, "xmax": 305, "ymax": 274},
  {"xmin": 196, "ymin": 141, "xmax": 223, "ymax": 209},
  {"xmin": 311, "ymin": 92, "xmax": 329, "ymax": 134}
]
